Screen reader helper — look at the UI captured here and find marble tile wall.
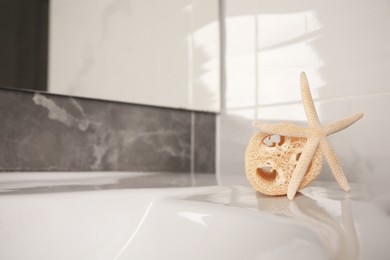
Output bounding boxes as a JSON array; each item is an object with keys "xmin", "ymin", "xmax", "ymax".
[{"xmin": 0, "ymin": 88, "xmax": 216, "ymax": 175}]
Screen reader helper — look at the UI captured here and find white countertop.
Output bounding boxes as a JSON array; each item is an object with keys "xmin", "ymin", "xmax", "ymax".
[{"xmin": 0, "ymin": 172, "xmax": 389, "ymax": 259}]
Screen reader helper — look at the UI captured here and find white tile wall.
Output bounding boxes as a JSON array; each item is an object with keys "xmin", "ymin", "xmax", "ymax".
[
  {"xmin": 218, "ymin": 0, "xmax": 390, "ymax": 186},
  {"xmin": 49, "ymin": 0, "xmax": 220, "ymax": 112}
]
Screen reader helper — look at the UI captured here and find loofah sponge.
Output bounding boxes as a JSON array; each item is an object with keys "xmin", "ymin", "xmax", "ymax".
[
  {"xmin": 245, "ymin": 129, "xmax": 322, "ymax": 196},
  {"xmin": 245, "ymin": 72, "xmax": 363, "ymax": 200}
]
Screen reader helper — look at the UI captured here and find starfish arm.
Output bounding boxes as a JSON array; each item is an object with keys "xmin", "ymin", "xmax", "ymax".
[
  {"xmin": 324, "ymin": 113, "xmax": 364, "ymax": 136},
  {"xmin": 253, "ymin": 121, "xmax": 309, "ymax": 138},
  {"xmin": 300, "ymin": 72, "xmax": 321, "ymax": 128},
  {"xmin": 287, "ymin": 137, "xmax": 320, "ymax": 200},
  {"xmin": 320, "ymin": 138, "xmax": 351, "ymax": 191}
]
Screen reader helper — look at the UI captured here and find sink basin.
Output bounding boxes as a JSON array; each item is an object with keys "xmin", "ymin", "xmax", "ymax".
[{"xmin": 1, "ymin": 172, "xmax": 390, "ymax": 259}]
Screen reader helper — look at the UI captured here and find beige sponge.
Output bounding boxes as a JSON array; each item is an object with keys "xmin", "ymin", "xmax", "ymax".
[{"xmin": 245, "ymin": 129, "xmax": 322, "ymax": 196}]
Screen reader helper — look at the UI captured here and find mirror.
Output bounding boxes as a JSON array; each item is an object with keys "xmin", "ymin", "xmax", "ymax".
[{"xmin": 0, "ymin": 0, "xmax": 220, "ymax": 112}]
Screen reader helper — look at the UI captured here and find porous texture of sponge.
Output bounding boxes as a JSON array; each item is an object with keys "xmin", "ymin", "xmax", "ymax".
[{"xmin": 245, "ymin": 131, "xmax": 322, "ymax": 196}]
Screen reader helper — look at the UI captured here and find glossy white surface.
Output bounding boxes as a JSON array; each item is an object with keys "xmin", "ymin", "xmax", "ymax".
[
  {"xmin": 49, "ymin": 0, "xmax": 220, "ymax": 112},
  {"xmin": 1, "ymin": 173, "xmax": 390, "ymax": 259},
  {"xmin": 218, "ymin": 0, "xmax": 390, "ymax": 184}
]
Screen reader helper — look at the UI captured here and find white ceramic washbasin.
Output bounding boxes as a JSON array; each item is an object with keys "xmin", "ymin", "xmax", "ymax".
[{"xmin": 1, "ymin": 172, "xmax": 390, "ymax": 260}]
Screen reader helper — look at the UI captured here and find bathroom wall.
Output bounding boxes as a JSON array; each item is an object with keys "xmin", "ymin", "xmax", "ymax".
[
  {"xmin": 49, "ymin": 0, "xmax": 220, "ymax": 112},
  {"xmin": 0, "ymin": 88, "xmax": 215, "ymax": 177},
  {"xmin": 217, "ymin": 0, "xmax": 390, "ymax": 185}
]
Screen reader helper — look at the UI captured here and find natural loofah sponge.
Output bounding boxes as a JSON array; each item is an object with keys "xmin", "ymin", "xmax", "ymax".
[{"xmin": 245, "ymin": 128, "xmax": 322, "ymax": 196}]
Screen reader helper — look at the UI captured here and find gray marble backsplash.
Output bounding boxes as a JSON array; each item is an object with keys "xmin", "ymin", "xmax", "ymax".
[{"xmin": 0, "ymin": 88, "xmax": 215, "ymax": 174}]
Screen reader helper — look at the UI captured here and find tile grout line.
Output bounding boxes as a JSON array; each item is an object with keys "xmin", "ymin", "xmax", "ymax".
[
  {"xmin": 190, "ymin": 112, "xmax": 196, "ymax": 186},
  {"xmin": 216, "ymin": 0, "xmax": 226, "ymax": 184},
  {"xmin": 224, "ymin": 91, "xmax": 390, "ymax": 112},
  {"xmin": 215, "ymin": 114, "xmax": 222, "ymax": 185},
  {"xmin": 218, "ymin": 0, "xmax": 226, "ymax": 113}
]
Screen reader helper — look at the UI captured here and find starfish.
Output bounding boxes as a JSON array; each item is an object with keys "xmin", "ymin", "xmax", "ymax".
[{"xmin": 254, "ymin": 72, "xmax": 363, "ymax": 200}]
